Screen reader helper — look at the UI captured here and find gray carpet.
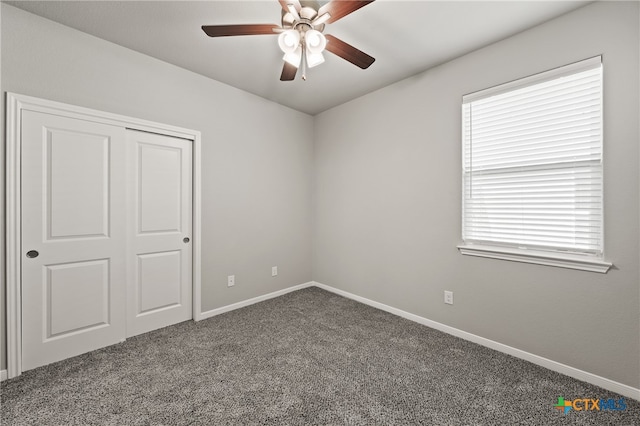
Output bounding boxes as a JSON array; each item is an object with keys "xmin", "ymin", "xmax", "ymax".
[{"xmin": 1, "ymin": 287, "xmax": 638, "ymax": 425}]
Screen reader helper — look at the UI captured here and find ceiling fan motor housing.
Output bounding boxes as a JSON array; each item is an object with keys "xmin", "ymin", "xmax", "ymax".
[{"xmin": 282, "ymin": 6, "xmax": 326, "ymax": 34}]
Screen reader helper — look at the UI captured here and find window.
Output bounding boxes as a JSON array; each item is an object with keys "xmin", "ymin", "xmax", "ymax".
[{"xmin": 459, "ymin": 57, "xmax": 611, "ymax": 273}]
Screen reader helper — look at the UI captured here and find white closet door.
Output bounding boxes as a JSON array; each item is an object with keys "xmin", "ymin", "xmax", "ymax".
[
  {"xmin": 21, "ymin": 111, "xmax": 127, "ymax": 371},
  {"xmin": 126, "ymin": 130, "xmax": 193, "ymax": 337}
]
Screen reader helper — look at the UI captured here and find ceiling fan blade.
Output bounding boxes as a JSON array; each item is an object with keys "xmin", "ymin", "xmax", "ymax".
[
  {"xmin": 311, "ymin": 12, "xmax": 331, "ymax": 26},
  {"xmin": 278, "ymin": 0, "xmax": 301, "ymax": 12},
  {"xmin": 202, "ymin": 24, "xmax": 280, "ymax": 37},
  {"xmin": 324, "ymin": 35, "xmax": 375, "ymax": 69},
  {"xmin": 280, "ymin": 61, "xmax": 298, "ymax": 81},
  {"xmin": 318, "ymin": 0, "xmax": 375, "ymax": 24}
]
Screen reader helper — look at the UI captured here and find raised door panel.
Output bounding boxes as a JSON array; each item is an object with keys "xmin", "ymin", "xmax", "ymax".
[
  {"xmin": 47, "ymin": 129, "xmax": 110, "ymax": 240},
  {"xmin": 138, "ymin": 143, "xmax": 182, "ymax": 234},
  {"xmin": 46, "ymin": 259, "xmax": 110, "ymax": 338},
  {"xmin": 137, "ymin": 251, "xmax": 182, "ymax": 315}
]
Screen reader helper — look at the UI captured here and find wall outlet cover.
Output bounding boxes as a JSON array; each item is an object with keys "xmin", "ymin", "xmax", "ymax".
[{"xmin": 444, "ymin": 290, "xmax": 454, "ymax": 305}]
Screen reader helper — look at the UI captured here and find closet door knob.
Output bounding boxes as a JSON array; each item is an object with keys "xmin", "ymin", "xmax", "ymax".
[
  {"xmin": 26, "ymin": 250, "xmax": 39, "ymax": 258},
  {"xmin": 183, "ymin": 237, "xmax": 190, "ymax": 244}
]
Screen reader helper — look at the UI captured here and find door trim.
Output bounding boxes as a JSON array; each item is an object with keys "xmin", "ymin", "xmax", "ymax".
[{"xmin": 5, "ymin": 92, "xmax": 203, "ymax": 379}]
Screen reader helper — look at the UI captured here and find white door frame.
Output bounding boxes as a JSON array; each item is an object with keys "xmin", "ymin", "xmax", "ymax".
[{"xmin": 5, "ymin": 92, "xmax": 203, "ymax": 379}]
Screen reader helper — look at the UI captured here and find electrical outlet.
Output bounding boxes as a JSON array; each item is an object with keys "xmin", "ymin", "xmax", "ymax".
[
  {"xmin": 227, "ymin": 275, "xmax": 235, "ymax": 287},
  {"xmin": 272, "ymin": 266, "xmax": 278, "ymax": 277},
  {"xmin": 444, "ymin": 291, "xmax": 454, "ymax": 305}
]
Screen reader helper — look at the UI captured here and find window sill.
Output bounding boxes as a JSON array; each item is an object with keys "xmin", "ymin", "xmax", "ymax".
[{"xmin": 457, "ymin": 244, "xmax": 612, "ymax": 273}]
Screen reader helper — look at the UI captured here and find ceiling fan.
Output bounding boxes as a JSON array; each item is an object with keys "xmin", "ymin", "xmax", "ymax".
[{"xmin": 202, "ymin": 0, "xmax": 375, "ymax": 81}]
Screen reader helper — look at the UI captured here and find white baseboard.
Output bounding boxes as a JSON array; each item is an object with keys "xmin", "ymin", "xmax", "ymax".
[
  {"xmin": 198, "ymin": 281, "xmax": 315, "ymax": 321},
  {"xmin": 312, "ymin": 281, "xmax": 640, "ymax": 402},
  {"xmin": 0, "ymin": 370, "xmax": 7, "ymax": 382}
]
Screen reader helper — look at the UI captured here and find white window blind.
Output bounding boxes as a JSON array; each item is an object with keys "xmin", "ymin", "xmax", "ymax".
[{"xmin": 462, "ymin": 57, "xmax": 603, "ymax": 257}]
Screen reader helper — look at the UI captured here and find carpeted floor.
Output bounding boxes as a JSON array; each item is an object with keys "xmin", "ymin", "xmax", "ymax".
[{"xmin": 1, "ymin": 287, "xmax": 638, "ymax": 425}]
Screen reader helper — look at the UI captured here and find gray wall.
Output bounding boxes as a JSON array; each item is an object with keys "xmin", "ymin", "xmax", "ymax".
[
  {"xmin": 0, "ymin": 4, "xmax": 314, "ymax": 370},
  {"xmin": 314, "ymin": 1, "xmax": 639, "ymax": 388}
]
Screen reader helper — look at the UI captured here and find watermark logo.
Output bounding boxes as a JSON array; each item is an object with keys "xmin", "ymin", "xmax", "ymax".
[
  {"xmin": 554, "ymin": 397, "xmax": 572, "ymax": 414},
  {"xmin": 554, "ymin": 397, "xmax": 627, "ymax": 414}
]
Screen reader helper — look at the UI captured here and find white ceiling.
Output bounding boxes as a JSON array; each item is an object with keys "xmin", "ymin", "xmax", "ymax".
[{"xmin": 5, "ymin": 0, "xmax": 591, "ymax": 115}]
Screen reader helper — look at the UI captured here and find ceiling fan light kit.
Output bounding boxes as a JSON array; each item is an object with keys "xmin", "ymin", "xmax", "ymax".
[
  {"xmin": 202, "ymin": 0, "xmax": 376, "ymax": 81},
  {"xmin": 283, "ymin": 47, "xmax": 302, "ymax": 67},
  {"xmin": 278, "ymin": 29, "xmax": 301, "ymax": 53},
  {"xmin": 306, "ymin": 50, "xmax": 325, "ymax": 68},
  {"xmin": 305, "ymin": 30, "xmax": 327, "ymax": 54}
]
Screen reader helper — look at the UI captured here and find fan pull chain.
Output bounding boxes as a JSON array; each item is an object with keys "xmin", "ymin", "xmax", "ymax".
[{"xmin": 301, "ymin": 43, "xmax": 307, "ymax": 81}]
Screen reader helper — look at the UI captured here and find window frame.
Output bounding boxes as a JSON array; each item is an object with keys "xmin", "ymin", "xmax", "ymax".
[{"xmin": 457, "ymin": 57, "xmax": 612, "ymax": 273}]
